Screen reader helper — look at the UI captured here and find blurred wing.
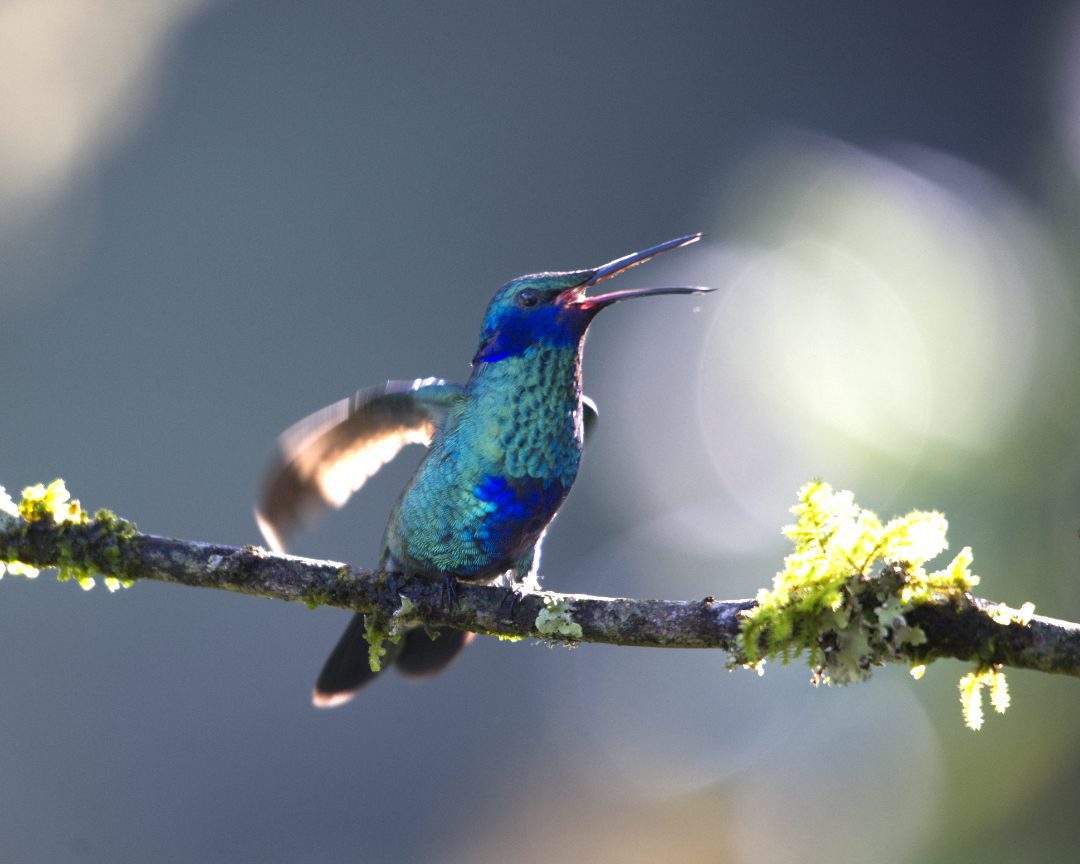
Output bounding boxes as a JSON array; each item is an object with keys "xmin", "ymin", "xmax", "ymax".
[
  {"xmin": 582, "ymin": 395, "xmax": 598, "ymax": 447},
  {"xmin": 255, "ymin": 378, "xmax": 464, "ymax": 551}
]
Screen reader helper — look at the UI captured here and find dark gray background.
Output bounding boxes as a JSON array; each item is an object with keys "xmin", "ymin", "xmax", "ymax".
[{"xmin": 4, "ymin": 3, "xmax": 1080, "ymax": 862}]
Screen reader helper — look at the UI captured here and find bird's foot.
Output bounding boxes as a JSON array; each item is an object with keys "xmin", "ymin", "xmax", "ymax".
[
  {"xmin": 439, "ymin": 573, "xmax": 459, "ymax": 609},
  {"xmin": 499, "ymin": 584, "xmax": 527, "ymax": 619}
]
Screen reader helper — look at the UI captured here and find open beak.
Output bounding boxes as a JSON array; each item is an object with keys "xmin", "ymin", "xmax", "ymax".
[{"xmin": 563, "ymin": 233, "xmax": 714, "ymax": 311}]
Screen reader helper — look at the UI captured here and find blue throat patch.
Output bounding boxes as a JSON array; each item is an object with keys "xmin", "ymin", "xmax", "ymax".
[{"xmin": 473, "ymin": 306, "xmax": 578, "ymax": 364}]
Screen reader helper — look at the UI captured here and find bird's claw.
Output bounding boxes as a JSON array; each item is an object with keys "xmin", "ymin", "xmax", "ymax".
[
  {"xmin": 499, "ymin": 584, "xmax": 526, "ymax": 619},
  {"xmin": 439, "ymin": 573, "xmax": 459, "ymax": 610}
]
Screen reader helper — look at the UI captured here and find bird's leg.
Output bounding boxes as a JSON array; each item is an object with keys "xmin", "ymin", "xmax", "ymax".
[
  {"xmin": 499, "ymin": 546, "xmax": 540, "ymax": 618},
  {"xmin": 498, "ymin": 578, "xmax": 520, "ymax": 616},
  {"xmin": 439, "ymin": 572, "xmax": 459, "ymax": 609},
  {"xmin": 499, "ymin": 585, "xmax": 523, "ymax": 618}
]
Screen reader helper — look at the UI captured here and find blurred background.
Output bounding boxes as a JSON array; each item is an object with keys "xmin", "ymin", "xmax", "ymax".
[{"xmin": 2, "ymin": 1, "xmax": 1080, "ymax": 861}]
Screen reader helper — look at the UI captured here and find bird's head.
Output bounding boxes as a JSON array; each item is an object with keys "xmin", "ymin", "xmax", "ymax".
[{"xmin": 472, "ymin": 233, "xmax": 711, "ymax": 365}]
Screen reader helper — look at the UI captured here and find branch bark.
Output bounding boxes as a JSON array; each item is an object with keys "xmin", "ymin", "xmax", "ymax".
[{"xmin": 2, "ymin": 513, "xmax": 1079, "ymax": 678}]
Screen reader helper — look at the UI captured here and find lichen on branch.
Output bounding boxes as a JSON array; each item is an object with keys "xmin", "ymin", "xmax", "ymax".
[
  {"xmin": 737, "ymin": 481, "xmax": 1034, "ymax": 729},
  {"xmin": 1, "ymin": 480, "xmax": 137, "ymax": 592},
  {"xmin": 2, "ymin": 478, "xmax": 1075, "ymax": 732}
]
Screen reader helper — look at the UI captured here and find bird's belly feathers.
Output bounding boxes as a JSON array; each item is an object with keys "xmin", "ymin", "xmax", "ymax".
[{"xmin": 386, "ymin": 462, "xmax": 571, "ymax": 579}]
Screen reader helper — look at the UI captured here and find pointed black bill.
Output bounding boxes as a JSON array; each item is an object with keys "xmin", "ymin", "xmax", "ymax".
[
  {"xmin": 571, "ymin": 233, "xmax": 713, "ymax": 311},
  {"xmin": 586, "ymin": 233, "xmax": 702, "ymax": 286}
]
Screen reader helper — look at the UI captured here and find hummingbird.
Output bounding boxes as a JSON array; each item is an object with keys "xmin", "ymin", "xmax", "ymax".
[{"xmin": 255, "ymin": 234, "xmax": 711, "ymax": 707}]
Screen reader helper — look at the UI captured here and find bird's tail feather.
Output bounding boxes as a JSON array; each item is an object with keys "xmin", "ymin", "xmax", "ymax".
[
  {"xmin": 312, "ymin": 615, "xmax": 472, "ymax": 707},
  {"xmin": 313, "ymin": 613, "xmax": 401, "ymax": 708},
  {"xmin": 395, "ymin": 627, "xmax": 474, "ymax": 677}
]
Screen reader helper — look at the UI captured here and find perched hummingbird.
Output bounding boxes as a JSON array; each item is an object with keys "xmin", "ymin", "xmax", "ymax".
[{"xmin": 256, "ymin": 234, "xmax": 710, "ymax": 707}]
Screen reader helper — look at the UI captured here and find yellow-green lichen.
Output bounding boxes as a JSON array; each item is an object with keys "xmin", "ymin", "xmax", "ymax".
[
  {"xmin": 739, "ymin": 481, "xmax": 1026, "ymax": 729},
  {"xmin": 18, "ymin": 480, "xmax": 89, "ymax": 526},
  {"xmin": 535, "ymin": 596, "xmax": 583, "ymax": 640},
  {"xmin": 958, "ymin": 665, "xmax": 1009, "ymax": 731},
  {"xmin": 394, "ymin": 595, "xmax": 416, "ymax": 621},
  {"xmin": 1, "ymin": 480, "xmax": 137, "ymax": 592},
  {"xmin": 389, "ymin": 594, "xmax": 424, "ymax": 638},
  {"xmin": 4, "ymin": 560, "xmax": 40, "ymax": 579},
  {"xmin": 987, "ymin": 601, "xmax": 1036, "ymax": 627}
]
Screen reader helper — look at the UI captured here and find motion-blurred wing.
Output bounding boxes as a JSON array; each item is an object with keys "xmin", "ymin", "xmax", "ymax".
[{"xmin": 255, "ymin": 378, "xmax": 463, "ymax": 552}]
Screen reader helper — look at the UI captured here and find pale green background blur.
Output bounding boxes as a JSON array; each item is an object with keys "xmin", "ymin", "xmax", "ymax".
[{"xmin": 3, "ymin": 2, "xmax": 1080, "ymax": 862}]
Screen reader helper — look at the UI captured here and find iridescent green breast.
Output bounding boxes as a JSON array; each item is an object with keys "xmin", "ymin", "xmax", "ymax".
[{"xmin": 382, "ymin": 344, "xmax": 584, "ymax": 578}]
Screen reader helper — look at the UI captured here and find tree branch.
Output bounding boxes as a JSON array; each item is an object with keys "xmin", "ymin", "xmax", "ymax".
[{"xmin": 3, "ymin": 510, "xmax": 1079, "ymax": 678}]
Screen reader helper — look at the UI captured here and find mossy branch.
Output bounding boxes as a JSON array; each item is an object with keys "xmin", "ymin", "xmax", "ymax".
[
  {"xmin": 3, "ymin": 479, "xmax": 1079, "ymax": 730},
  {"xmin": 0, "ymin": 505, "xmax": 756, "ymax": 648},
  {"xmin": 1, "ymin": 500, "xmax": 1078, "ymax": 672}
]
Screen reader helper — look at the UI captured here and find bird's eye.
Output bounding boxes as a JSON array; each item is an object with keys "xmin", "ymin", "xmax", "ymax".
[{"xmin": 517, "ymin": 289, "xmax": 541, "ymax": 308}]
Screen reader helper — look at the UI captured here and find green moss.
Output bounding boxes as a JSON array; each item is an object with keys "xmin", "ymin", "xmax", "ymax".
[
  {"xmin": 739, "ymin": 481, "xmax": 1027, "ymax": 729},
  {"xmin": 300, "ymin": 566, "xmax": 361, "ymax": 611},
  {"xmin": 302, "ymin": 588, "xmax": 332, "ymax": 611},
  {"xmin": 362, "ymin": 612, "xmax": 401, "ymax": 672}
]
